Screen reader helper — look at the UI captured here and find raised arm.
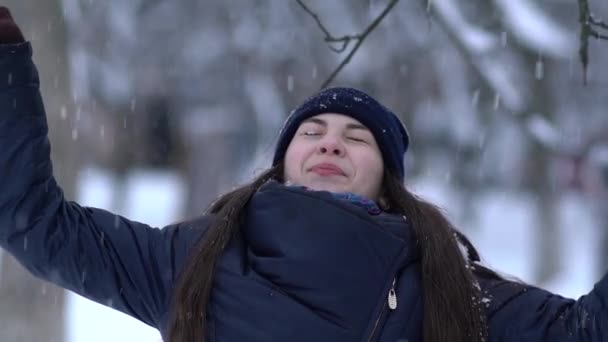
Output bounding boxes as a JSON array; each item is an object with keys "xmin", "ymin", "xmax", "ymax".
[
  {"xmin": 0, "ymin": 8, "xmax": 205, "ymax": 329},
  {"xmin": 481, "ymin": 271, "xmax": 608, "ymax": 341}
]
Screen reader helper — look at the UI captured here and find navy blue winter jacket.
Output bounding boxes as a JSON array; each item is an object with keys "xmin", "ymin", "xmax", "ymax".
[{"xmin": 1, "ymin": 42, "xmax": 607, "ymax": 341}]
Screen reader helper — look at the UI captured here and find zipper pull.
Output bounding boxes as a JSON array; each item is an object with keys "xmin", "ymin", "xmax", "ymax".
[{"xmin": 388, "ymin": 278, "xmax": 397, "ymax": 310}]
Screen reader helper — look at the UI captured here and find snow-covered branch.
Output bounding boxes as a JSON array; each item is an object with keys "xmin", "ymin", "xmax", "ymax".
[
  {"xmin": 493, "ymin": 0, "xmax": 575, "ymax": 59},
  {"xmin": 429, "ymin": 0, "xmax": 578, "ymax": 154},
  {"xmin": 429, "ymin": 0, "xmax": 524, "ymax": 112}
]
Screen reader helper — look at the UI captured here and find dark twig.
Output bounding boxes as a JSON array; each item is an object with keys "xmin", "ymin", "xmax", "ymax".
[
  {"xmin": 589, "ymin": 13, "xmax": 608, "ymax": 30},
  {"xmin": 295, "ymin": 0, "xmax": 359, "ymax": 52},
  {"xmin": 297, "ymin": 0, "xmax": 401, "ymax": 89},
  {"xmin": 589, "ymin": 30, "xmax": 608, "ymax": 40},
  {"xmin": 578, "ymin": 0, "xmax": 608, "ymax": 84}
]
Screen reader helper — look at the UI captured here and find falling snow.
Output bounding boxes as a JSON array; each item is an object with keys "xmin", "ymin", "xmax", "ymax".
[{"xmin": 1, "ymin": 1, "xmax": 608, "ymax": 341}]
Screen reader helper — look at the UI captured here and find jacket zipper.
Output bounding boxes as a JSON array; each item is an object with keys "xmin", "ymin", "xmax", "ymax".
[
  {"xmin": 367, "ymin": 215, "xmax": 407, "ymax": 341},
  {"xmin": 367, "ymin": 278, "xmax": 398, "ymax": 342}
]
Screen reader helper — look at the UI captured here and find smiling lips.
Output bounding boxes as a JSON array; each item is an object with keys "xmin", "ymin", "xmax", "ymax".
[{"xmin": 310, "ymin": 163, "xmax": 346, "ymax": 176}]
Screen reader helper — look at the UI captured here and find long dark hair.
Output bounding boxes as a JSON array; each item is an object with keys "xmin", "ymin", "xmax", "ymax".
[{"xmin": 167, "ymin": 165, "xmax": 495, "ymax": 342}]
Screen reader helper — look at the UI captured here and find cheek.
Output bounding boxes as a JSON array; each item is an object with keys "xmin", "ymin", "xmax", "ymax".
[
  {"xmin": 283, "ymin": 145, "xmax": 306, "ymax": 179},
  {"xmin": 370, "ymin": 157, "xmax": 384, "ymax": 181},
  {"xmin": 356, "ymin": 151, "xmax": 384, "ymax": 179}
]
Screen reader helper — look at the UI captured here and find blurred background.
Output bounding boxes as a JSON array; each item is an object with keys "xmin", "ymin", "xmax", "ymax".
[{"xmin": 1, "ymin": 0, "xmax": 607, "ymax": 341}]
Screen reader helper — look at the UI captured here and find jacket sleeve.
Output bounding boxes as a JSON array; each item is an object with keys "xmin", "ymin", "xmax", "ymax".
[
  {"xmin": 481, "ymin": 271, "xmax": 608, "ymax": 341},
  {"xmin": 0, "ymin": 42, "xmax": 205, "ymax": 328}
]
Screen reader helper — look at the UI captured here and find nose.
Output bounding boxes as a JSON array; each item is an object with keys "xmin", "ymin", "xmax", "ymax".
[{"xmin": 317, "ymin": 135, "xmax": 345, "ymax": 157}]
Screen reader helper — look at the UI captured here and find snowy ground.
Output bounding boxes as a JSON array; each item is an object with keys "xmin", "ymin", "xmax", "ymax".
[{"xmin": 66, "ymin": 167, "xmax": 600, "ymax": 342}]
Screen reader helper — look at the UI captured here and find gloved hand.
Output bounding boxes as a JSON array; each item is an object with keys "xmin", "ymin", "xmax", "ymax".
[{"xmin": 0, "ymin": 7, "xmax": 25, "ymax": 44}]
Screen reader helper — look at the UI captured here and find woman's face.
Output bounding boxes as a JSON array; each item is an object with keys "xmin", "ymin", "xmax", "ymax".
[{"xmin": 283, "ymin": 113, "xmax": 384, "ymax": 200}]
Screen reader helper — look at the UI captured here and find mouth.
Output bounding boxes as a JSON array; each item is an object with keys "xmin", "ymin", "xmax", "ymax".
[{"xmin": 309, "ymin": 163, "xmax": 346, "ymax": 176}]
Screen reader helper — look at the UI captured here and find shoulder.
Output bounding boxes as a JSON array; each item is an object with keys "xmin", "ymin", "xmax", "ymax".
[
  {"xmin": 475, "ymin": 269, "xmax": 585, "ymax": 341},
  {"xmin": 476, "ymin": 273, "xmax": 534, "ymax": 318},
  {"xmin": 155, "ymin": 214, "xmax": 215, "ymax": 296},
  {"xmin": 161, "ymin": 214, "xmax": 214, "ymax": 252},
  {"xmin": 473, "ymin": 267, "xmax": 555, "ymax": 316}
]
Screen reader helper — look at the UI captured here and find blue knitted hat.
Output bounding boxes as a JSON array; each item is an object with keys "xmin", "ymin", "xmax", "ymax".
[{"xmin": 272, "ymin": 87, "xmax": 410, "ymax": 181}]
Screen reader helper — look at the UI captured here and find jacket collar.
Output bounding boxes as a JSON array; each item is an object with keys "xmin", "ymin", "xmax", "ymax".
[
  {"xmin": 254, "ymin": 180, "xmax": 419, "ymax": 264},
  {"xmin": 252, "ymin": 180, "xmax": 419, "ymax": 265}
]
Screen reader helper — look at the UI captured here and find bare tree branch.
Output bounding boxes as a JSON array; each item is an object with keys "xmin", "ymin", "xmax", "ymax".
[
  {"xmin": 295, "ymin": 0, "xmax": 357, "ymax": 52},
  {"xmin": 589, "ymin": 13, "xmax": 608, "ymax": 30},
  {"xmin": 297, "ymin": 0, "xmax": 401, "ymax": 89},
  {"xmin": 578, "ymin": 0, "xmax": 608, "ymax": 84}
]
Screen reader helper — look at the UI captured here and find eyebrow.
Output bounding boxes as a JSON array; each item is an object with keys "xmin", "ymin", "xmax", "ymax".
[{"xmin": 302, "ymin": 117, "xmax": 369, "ymax": 131}]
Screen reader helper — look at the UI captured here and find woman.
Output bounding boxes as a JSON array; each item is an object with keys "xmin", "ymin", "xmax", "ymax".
[{"xmin": 0, "ymin": 7, "xmax": 606, "ymax": 342}]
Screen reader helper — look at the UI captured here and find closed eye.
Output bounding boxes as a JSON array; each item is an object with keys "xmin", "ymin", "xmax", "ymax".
[
  {"xmin": 347, "ymin": 136, "xmax": 368, "ymax": 143},
  {"xmin": 302, "ymin": 131, "xmax": 321, "ymax": 136}
]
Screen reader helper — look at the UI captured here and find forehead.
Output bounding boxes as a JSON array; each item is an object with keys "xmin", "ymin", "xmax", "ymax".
[{"xmin": 302, "ymin": 113, "xmax": 367, "ymax": 128}]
